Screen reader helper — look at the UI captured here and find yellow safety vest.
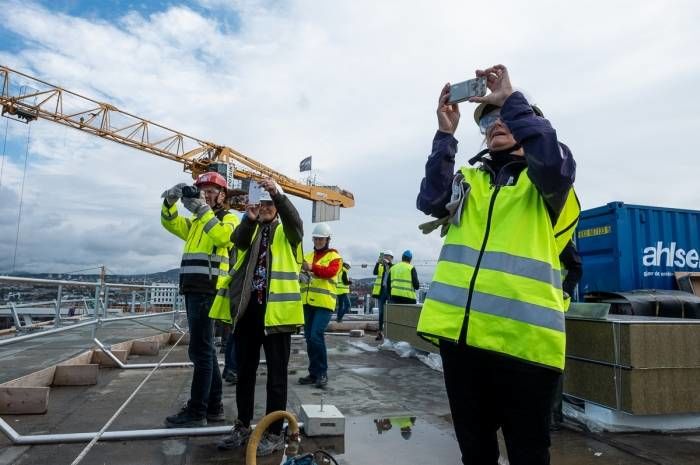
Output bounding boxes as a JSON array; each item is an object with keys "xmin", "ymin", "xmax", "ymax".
[
  {"xmin": 161, "ymin": 202, "xmax": 239, "ymax": 292},
  {"xmin": 209, "ymin": 223, "xmax": 304, "ymax": 328},
  {"xmin": 389, "ymin": 262, "xmax": 416, "ymax": 300},
  {"xmin": 372, "ymin": 263, "xmax": 385, "ymax": 297},
  {"xmin": 417, "ymin": 166, "xmax": 570, "ymax": 370},
  {"xmin": 302, "ymin": 250, "xmax": 342, "ymax": 311},
  {"xmin": 336, "ymin": 269, "xmax": 350, "ymax": 295}
]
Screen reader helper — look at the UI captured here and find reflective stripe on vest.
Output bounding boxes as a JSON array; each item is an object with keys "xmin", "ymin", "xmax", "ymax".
[
  {"xmin": 390, "ymin": 262, "xmax": 416, "ymax": 300},
  {"xmin": 439, "ymin": 244, "xmax": 562, "ymax": 289},
  {"xmin": 417, "ymin": 165, "xmax": 566, "ymax": 370},
  {"xmin": 302, "ymin": 250, "xmax": 341, "ymax": 311}
]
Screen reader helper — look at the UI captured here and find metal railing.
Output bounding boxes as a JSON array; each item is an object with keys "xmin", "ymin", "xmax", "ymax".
[{"xmin": 0, "ymin": 275, "xmax": 182, "ymax": 345}]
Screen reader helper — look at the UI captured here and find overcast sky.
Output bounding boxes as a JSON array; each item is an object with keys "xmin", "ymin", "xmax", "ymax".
[{"xmin": 0, "ymin": 0, "xmax": 699, "ymax": 280}]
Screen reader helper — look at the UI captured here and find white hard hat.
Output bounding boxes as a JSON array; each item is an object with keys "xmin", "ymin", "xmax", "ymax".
[
  {"xmin": 312, "ymin": 223, "xmax": 332, "ymax": 238},
  {"xmin": 384, "ymin": 250, "xmax": 394, "ymax": 258}
]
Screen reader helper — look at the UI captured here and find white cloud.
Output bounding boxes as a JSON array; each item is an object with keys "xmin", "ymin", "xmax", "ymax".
[{"xmin": 0, "ymin": 0, "xmax": 699, "ymax": 277}]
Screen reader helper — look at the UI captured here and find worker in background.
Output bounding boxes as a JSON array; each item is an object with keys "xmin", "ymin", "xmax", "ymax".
[
  {"xmin": 371, "ymin": 250, "xmax": 390, "ymax": 313},
  {"xmin": 373, "ymin": 250, "xmax": 394, "ymax": 340},
  {"xmin": 551, "ymin": 240, "xmax": 583, "ymax": 430},
  {"xmin": 388, "ymin": 250, "xmax": 420, "ymax": 305},
  {"xmin": 216, "ymin": 178, "xmax": 304, "ymax": 456},
  {"xmin": 416, "ymin": 64, "xmax": 579, "ymax": 465},
  {"xmin": 299, "ymin": 223, "xmax": 342, "ymax": 389},
  {"xmin": 336, "ymin": 262, "xmax": 352, "ymax": 322},
  {"xmin": 160, "ymin": 172, "xmax": 240, "ymax": 428}
]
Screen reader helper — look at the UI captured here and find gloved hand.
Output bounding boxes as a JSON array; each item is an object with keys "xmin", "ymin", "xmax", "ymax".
[
  {"xmin": 161, "ymin": 183, "xmax": 188, "ymax": 206},
  {"xmin": 181, "ymin": 194, "xmax": 211, "ymax": 217}
]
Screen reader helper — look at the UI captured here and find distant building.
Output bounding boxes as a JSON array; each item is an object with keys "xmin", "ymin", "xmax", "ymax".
[{"xmin": 150, "ymin": 283, "xmax": 183, "ymax": 308}]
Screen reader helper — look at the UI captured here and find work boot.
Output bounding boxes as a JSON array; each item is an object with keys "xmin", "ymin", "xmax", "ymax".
[
  {"xmin": 207, "ymin": 403, "xmax": 226, "ymax": 422},
  {"xmin": 225, "ymin": 371, "xmax": 238, "ymax": 385},
  {"xmin": 315, "ymin": 375, "xmax": 328, "ymax": 389},
  {"xmin": 217, "ymin": 420, "xmax": 251, "ymax": 450},
  {"xmin": 256, "ymin": 432, "xmax": 285, "ymax": 456},
  {"xmin": 375, "ymin": 331, "xmax": 384, "ymax": 341},
  {"xmin": 165, "ymin": 406, "xmax": 206, "ymax": 428},
  {"xmin": 298, "ymin": 374, "xmax": 316, "ymax": 385}
]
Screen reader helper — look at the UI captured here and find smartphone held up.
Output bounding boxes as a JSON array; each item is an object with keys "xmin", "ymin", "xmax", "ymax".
[{"xmin": 448, "ymin": 77, "xmax": 487, "ymax": 105}]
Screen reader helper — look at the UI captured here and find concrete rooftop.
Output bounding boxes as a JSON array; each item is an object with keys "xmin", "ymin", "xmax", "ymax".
[{"xmin": 1, "ymin": 315, "xmax": 699, "ymax": 465}]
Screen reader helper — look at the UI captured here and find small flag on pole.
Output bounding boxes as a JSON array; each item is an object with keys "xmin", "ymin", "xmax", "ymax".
[{"xmin": 299, "ymin": 156, "xmax": 312, "ymax": 172}]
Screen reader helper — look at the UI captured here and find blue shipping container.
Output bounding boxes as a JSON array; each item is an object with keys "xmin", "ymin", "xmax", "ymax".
[{"xmin": 577, "ymin": 202, "xmax": 700, "ymax": 293}]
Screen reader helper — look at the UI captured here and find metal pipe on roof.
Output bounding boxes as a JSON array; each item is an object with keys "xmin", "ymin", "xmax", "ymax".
[
  {"xmin": 100, "ymin": 311, "xmax": 175, "ymax": 323},
  {"xmin": 0, "ymin": 275, "xmax": 179, "ymax": 290},
  {"xmin": 0, "ymin": 416, "xmax": 301, "ymax": 445},
  {"xmin": 92, "ymin": 338, "xmax": 266, "ymax": 368}
]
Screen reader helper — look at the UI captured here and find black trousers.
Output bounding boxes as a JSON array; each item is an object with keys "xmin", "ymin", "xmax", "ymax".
[
  {"xmin": 184, "ymin": 293, "xmax": 222, "ymax": 417},
  {"xmin": 234, "ymin": 299, "xmax": 291, "ymax": 435},
  {"xmin": 440, "ymin": 340, "xmax": 560, "ymax": 465}
]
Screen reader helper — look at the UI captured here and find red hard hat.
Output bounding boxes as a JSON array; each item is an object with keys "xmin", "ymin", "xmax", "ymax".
[{"xmin": 194, "ymin": 172, "xmax": 227, "ymax": 190}]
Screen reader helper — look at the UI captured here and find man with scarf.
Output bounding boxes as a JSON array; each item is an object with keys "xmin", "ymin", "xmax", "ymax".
[{"xmin": 216, "ymin": 178, "xmax": 304, "ymax": 457}]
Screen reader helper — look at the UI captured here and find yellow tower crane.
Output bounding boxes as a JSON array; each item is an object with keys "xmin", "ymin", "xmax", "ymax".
[{"xmin": 0, "ymin": 65, "xmax": 354, "ymax": 212}]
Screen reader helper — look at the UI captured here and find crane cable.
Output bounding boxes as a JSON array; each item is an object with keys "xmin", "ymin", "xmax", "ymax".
[{"xmin": 11, "ymin": 124, "xmax": 31, "ymax": 273}]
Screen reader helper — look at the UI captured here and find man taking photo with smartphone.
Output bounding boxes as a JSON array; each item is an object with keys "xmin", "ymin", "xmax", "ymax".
[{"xmin": 216, "ymin": 178, "xmax": 304, "ymax": 457}]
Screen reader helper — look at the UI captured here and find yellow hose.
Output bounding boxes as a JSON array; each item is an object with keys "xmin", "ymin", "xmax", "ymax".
[{"xmin": 245, "ymin": 410, "xmax": 300, "ymax": 465}]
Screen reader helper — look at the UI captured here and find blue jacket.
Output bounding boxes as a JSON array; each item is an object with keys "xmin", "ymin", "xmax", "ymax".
[{"xmin": 416, "ymin": 91, "xmax": 576, "ymax": 222}]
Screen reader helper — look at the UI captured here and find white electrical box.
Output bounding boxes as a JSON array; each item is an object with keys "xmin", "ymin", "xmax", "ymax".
[{"xmin": 299, "ymin": 404, "xmax": 345, "ymax": 436}]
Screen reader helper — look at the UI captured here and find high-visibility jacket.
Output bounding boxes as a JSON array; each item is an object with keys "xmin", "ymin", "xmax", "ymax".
[
  {"xmin": 208, "ymin": 223, "xmax": 304, "ymax": 328},
  {"xmin": 389, "ymin": 262, "xmax": 416, "ymax": 300},
  {"xmin": 301, "ymin": 250, "xmax": 342, "ymax": 311},
  {"xmin": 417, "ymin": 166, "xmax": 577, "ymax": 371},
  {"xmin": 372, "ymin": 263, "xmax": 386, "ymax": 297},
  {"xmin": 336, "ymin": 269, "xmax": 350, "ymax": 295},
  {"xmin": 161, "ymin": 201, "xmax": 239, "ymax": 294}
]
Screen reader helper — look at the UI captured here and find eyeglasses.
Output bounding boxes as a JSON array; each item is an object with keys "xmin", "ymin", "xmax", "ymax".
[{"xmin": 478, "ymin": 109, "xmax": 501, "ymax": 135}]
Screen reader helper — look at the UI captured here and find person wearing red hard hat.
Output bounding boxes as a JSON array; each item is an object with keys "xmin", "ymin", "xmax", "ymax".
[{"xmin": 160, "ymin": 170, "xmax": 240, "ymax": 428}]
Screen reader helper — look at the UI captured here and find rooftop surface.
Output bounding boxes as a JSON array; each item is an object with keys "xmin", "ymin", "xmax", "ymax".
[{"xmin": 1, "ymin": 315, "xmax": 699, "ymax": 465}]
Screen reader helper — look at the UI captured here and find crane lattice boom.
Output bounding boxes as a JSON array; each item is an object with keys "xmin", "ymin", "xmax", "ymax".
[{"xmin": 0, "ymin": 65, "xmax": 354, "ymax": 208}]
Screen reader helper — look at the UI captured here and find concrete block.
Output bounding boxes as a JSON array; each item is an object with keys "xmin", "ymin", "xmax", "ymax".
[
  {"xmin": 349, "ymin": 329, "xmax": 364, "ymax": 337},
  {"xmin": 0, "ymin": 387, "xmax": 50, "ymax": 414},
  {"xmin": 300, "ymin": 404, "xmax": 344, "ymax": 436},
  {"xmin": 131, "ymin": 340, "xmax": 160, "ymax": 355},
  {"xmin": 170, "ymin": 331, "xmax": 189, "ymax": 345},
  {"xmin": 91, "ymin": 349, "xmax": 128, "ymax": 367},
  {"xmin": 53, "ymin": 364, "xmax": 99, "ymax": 386}
]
